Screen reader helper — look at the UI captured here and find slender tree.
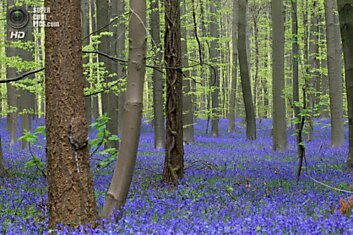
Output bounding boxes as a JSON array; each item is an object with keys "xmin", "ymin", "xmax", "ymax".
[
  {"xmin": 325, "ymin": 0, "xmax": 345, "ymax": 147},
  {"xmin": 82, "ymin": 0, "xmax": 92, "ymax": 126},
  {"xmin": 6, "ymin": 1, "xmax": 18, "ymax": 146},
  {"xmin": 272, "ymin": 0, "xmax": 288, "ymax": 151},
  {"xmin": 150, "ymin": 0, "xmax": 165, "ymax": 149},
  {"xmin": 181, "ymin": 0, "xmax": 195, "ymax": 144},
  {"xmin": 0, "ymin": 136, "xmax": 7, "ymax": 177},
  {"xmin": 292, "ymin": 0, "xmax": 300, "ymax": 130},
  {"xmin": 209, "ymin": 1, "xmax": 220, "ymax": 137},
  {"xmin": 337, "ymin": 0, "xmax": 353, "ymax": 168},
  {"xmin": 102, "ymin": 0, "xmax": 147, "ymax": 218},
  {"xmin": 163, "ymin": 0, "xmax": 184, "ymax": 185},
  {"xmin": 228, "ymin": 0, "xmax": 238, "ymax": 133},
  {"xmin": 45, "ymin": 0, "xmax": 98, "ymax": 227},
  {"xmin": 238, "ymin": 0, "xmax": 256, "ymax": 140}
]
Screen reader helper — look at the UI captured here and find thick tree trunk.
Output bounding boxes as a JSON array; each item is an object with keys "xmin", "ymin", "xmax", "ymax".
[
  {"xmin": 325, "ymin": 0, "xmax": 345, "ymax": 147},
  {"xmin": 150, "ymin": 0, "xmax": 165, "ymax": 149},
  {"xmin": 102, "ymin": 0, "xmax": 146, "ymax": 218},
  {"xmin": 238, "ymin": 0, "xmax": 256, "ymax": 140},
  {"xmin": 45, "ymin": 0, "xmax": 98, "ymax": 227},
  {"xmin": 163, "ymin": 0, "xmax": 184, "ymax": 185},
  {"xmin": 337, "ymin": 0, "xmax": 353, "ymax": 168},
  {"xmin": 181, "ymin": 0, "xmax": 195, "ymax": 144},
  {"xmin": 228, "ymin": 0, "xmax": 238, "ymax": 133},
  {"xmin": 272, "ymin": 0, "xmax": 288, "ymax": 151}
]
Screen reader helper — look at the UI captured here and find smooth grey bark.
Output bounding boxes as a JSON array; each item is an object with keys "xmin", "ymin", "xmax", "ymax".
[
  {"xmin": 163, "ymin": 0, "xmax": 184, "ymax": 185},
  {"xmin": 272, "ymin": 0, "xmax": 288, "ymax": 151},
  {"xmin": 82, "ymin": 0, "xmax": 92, "ymax": 127},
  {"xmin": 325, "ymin": 0, "xmax": 345, "ymax": 147},
  {"xmin": 228, "ymin": 0, "xmax": 238, "ymax": 133},
  {"xmin": 292, "ymin": 0, "xmax": 300, "ymax": 130},
  {"xmin": 337, "ymin": 0, "xmax": 353, "ymax": 168},
  {"xmin": 209, "ymin": 1, "xmax": 220, "ymax": 137},
  {"xmin": 306, "ymin": 0, "xmax": 320, "ymax": 141},
  {"xmin": 238, "ymin": 0, "xmax": 256, "ymax": 140},
  {"xmin": 102, "ymin": 0, "xmax": 146, "ymax": 218},
  {"xmin": 150, "ymin": 0, "xmax": 165, "ymax": 149},
  {"xmin": 181, "ymin": 0, "xmax": 195, "ymax": 144}
]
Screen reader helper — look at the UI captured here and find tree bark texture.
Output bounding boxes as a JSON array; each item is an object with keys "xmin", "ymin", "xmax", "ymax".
[
  {"xmin": 272, "ymin": 0, "xmax": 288, "ymax": 151},
  {"xmin": 209, "ymin": 1, "xmax": 220, "ymax": 137},
  {"xmin": 150, "ymin": 0, "xmax": 166, "ymax": 149},
  {"xmin": 238, "ymin": 0, "xmax": 256, "ymax": 140},
  {"xmin": 102, "ymin": 0, "xmax": 147, "ymax": 218},
  {"xmin": 163, "ymin": 0, "xmax": 184, "ymax": 185},
  {"xmin": 325, "ymin": 0, "xmax": 345, "ymax": 147},
  {"xmin": 45, "ymin": 0, "xmax": 98, "ymax": 228},
  {"xmin": 337, "ymin": 0, "xmax": 353, "ymax": 168},
  {"xmin": 228, "ymin": 0, "xmax": 238, "ymax": 133}
]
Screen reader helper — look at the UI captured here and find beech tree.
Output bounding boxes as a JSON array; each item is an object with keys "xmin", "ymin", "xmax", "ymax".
[
  {"xmin": 238, "ymin": 0, "xmax": 256, "ymax": 140},
  {"xmin": 102, "ymin": 0, "xmax": 147, "ymax": 218},
  {"xmin": 150, "ymin": 0, "xmax": 165, "ymax": 149},
  {"xmin": 163, "ymin": 0, "xmax": 184, "ymax": 185},
  {"xmin": 337, "ymin": 0, "xmax": 353, "ymax": 168},
  {"xmin": 271, "ymin": 0, "xmax": 288, "ymax": 151},
  {"xmin": 228, "ymin": 0, "xmax": 238, "ymax": 133},
  {"xmin": 325, "ymin": 0, "xmax": 345, "ymax": 147},
  {"xmin": 45, "ymin": 0, "xmax": 98, "ymax": 227}
]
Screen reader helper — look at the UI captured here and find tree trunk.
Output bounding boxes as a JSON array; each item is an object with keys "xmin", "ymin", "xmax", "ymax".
[
  {"xmin": 238, "ymin": 0, "xmax": 256, "ymax": 140},
  {"xmin": 0, "ymin": 136, "xmax": 7, "ymax": 177},
  {"xmin": 102, "ymin": 0, "xmax": 146, "ymax": 218},
  {"xmin": 306, "ymin": 0, "xmax": 320, "ymax": 141},
  {"xmin": 272, "ymin": 0, "xmax": 288, "ymax": 151},
  {"xmin": 45, "ymin": 0, "xmax": 98, "ymax": 227},
  {"xmin": 210, "ymin": 2, "xmax": 220, "ymax": 137},
  {"xmin": 6, "ymin": 1, "xmax": 18, "ymax": 146},
  {"xmin": 90, "ymin": 0, "xmax": 99, "ymax": 120},
  {"xmin": 228, "ymin": 0, "xmax": 238, "ymax": 133},
  {"xmin": 181, "ymin": 0, "xmax": 195, "ymax": 144},
  {"xmin": 325, "ymin": 0, "xmax": 345, "ymax": 147},
  {"xmin": 292, "ymin": 0, "xmax": 300, "ymax": 131},
  {"xmin": 163, "ymin": 0, "xmax": 184, "ymax": 185},
  {"xmin": 150, "ymin": 0, "xmax": 165, "ymax": 149},
  {"xmin": 337, "ymin": 0, "xmax": 353, "ymax": 168}
]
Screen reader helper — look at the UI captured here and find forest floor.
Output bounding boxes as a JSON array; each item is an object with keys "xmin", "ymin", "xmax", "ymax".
[{"xmin": 1, "ymin": 118, "xmax": 353, "ymax": 234}]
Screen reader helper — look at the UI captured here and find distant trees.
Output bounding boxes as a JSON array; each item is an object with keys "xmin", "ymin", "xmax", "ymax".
[
  {"xmin": 45, "ymin": 0, "xmax": 98, "ymax": 227},
  {"xmin": 337, "ymin": 0, "xmax": 353, "ymax": 169}
]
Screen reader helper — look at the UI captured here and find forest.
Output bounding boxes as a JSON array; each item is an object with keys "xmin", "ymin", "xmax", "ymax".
[{"xmin": 0, "ymin": 0, "xmax": 353, "ymax": 234}]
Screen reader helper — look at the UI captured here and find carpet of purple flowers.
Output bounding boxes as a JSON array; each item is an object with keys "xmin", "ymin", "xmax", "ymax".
[{"xmin": 1, "ymin": 118, "xmax": 353, "ymax": 234}]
